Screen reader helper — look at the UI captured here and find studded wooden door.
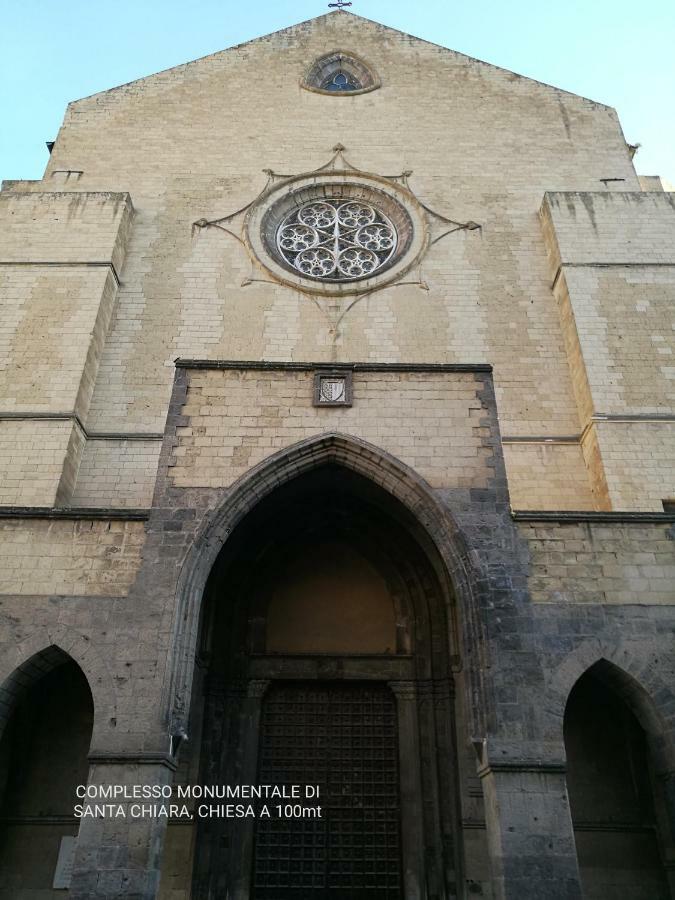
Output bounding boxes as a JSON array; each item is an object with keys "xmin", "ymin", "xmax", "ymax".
[{"xmin": 253, "ymin": 681, "xmax": 402, "ymax": 898}]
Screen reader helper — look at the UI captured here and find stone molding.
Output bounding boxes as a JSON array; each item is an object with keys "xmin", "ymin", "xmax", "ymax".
[
  {"xmin": 88, "ymin": 751, "xmax": 177, "ymax": 771},
  {"xmin": 175, "ymin": 358, "xmax": 492, "ymax": 373},
  {"xmin": 0, "ymin": 506, "xmax": 150, "ymax": 520}
]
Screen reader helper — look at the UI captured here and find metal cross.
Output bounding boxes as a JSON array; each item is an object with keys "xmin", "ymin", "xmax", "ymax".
[{"xmin": 328, "ymin": 0, "xmax": 352, "ymax": 8}]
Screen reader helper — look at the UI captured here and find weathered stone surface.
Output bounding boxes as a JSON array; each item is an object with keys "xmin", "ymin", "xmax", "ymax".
[{"xmin": 0, "ymin": 10, "xmax": 674, "ymax": 900}]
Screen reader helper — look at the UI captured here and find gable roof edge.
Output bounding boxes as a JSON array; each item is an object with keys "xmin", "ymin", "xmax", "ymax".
[{"xmin": 67, "ymin": 9, "xmax": 615, "ymax": 113}]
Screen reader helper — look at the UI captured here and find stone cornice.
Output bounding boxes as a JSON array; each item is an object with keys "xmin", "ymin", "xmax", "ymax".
[
  {"xmin": 175, "ymin": 359, "xmax": 492, "ymax": 373},
  {"xmin": 513, "ymin": 510, "xmax": 675, "ymax": 524},
  {"xmin": 0, "ymin": 506, "xmax": 150, "ymax": 521}
]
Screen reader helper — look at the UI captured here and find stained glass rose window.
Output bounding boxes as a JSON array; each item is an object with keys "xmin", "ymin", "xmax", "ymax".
[{"xmin": 276, "ymin": 199, "xmax": 397, "ymax": 281}]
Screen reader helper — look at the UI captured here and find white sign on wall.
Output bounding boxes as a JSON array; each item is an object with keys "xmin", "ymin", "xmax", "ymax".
[{"xmin": 53, "ymin": 835, "xmax": 76, "ymax": 889}]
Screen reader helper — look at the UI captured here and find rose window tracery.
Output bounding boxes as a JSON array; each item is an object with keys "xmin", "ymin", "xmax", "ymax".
[{"xmin": 276, "ymin": 199, "xmax": 398, "ymax": 281}]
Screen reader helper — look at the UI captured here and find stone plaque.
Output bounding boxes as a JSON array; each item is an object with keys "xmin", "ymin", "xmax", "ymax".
[
  {"xmin": 313, "ymin": 371, "xmax": 352, "ymax": 407},
  {"xmin": 53, "ymin": 835, "xmax": 76, "ymax": 889}
]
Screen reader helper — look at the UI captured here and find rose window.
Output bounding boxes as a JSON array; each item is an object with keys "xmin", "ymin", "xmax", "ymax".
[{"xmin": 276, "ymin": 199, "xmax": 398, "ymax": 281}]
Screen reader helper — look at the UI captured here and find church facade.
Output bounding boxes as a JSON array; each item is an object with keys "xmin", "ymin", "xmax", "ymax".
[{"xmin": 0, "ymin": 11, "xmax": 674, "ymax": 900}]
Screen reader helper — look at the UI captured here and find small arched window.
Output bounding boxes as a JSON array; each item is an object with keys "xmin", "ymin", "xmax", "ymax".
[{"xmin": 302, "ymin": 51, "xmax": 380, "ymax": 96}]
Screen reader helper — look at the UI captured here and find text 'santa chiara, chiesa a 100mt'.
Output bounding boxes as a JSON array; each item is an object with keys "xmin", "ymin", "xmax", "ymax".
[{"xmin": 0, "ymin": 9, "xmax": 674, "ymax": 900}]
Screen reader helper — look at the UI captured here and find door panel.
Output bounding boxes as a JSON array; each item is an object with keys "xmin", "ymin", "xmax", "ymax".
[{"xmin": 253, "ymin": 681, "xmax": 402, "ymax": 898}]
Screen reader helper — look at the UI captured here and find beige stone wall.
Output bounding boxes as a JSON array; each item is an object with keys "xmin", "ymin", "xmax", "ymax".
[
  {"xmin": 541, "ymin": 192, "xmax": 675, "ymax": 510},
  {"xmin": 0, "ymin": 518, "xmax": 145, "ymax": 596},
  {"xmin": 558, "ymin": 266, "xmax": 675, "ymax": 416},
  {"xmin": 0, "ymin": 191, "xmax": 133, "ymax": 272},
  {"xmin": 57, "ymin": 419, "xmax": 87, "ymax": 506},
  {"xmin": 503, "ymin": 442, "xmax": 594, "ymax": 510},
  {"xmin": 542, "ymin": 192, "xmax": 675, "ymax": 270},
  {"xmin": 521, "ymin": 520, "xmax": 675, "ymax": 604},
  {"xmin": 169, "ymin": 369, "xmax": 494, "ymax": 490},
  {"xmin": 639, "ymin": 175, "xmax": 674, "ymax": 192},
  {"xmin": 71, "ymin": 439, "xmax": 162, "ymax": 507},
  {"xmin": 0, "ymin": 419, "xmax": 77, "ymax": 506},
  {"xmin": 0, "ymin": 192, "xmax": 134, "ymax": 506},
  {"xmin": 579, "ymin": 424, "xmax": 611, "ymax": 510},
  {"xmin": 0, "ymin": 12, "xmax": 641, "ymax": 510},
  {"xmin": 593, "ymin": 420, "xmax": 675, "ymax": 511},
  {"xmin": 2, "ymin": 14, "xmax": 668, "ymax": 512},
  {"xmin": 0, "ymin": 20, "xmax": 673, "ymax": 895},
  {"xmin": 0, "ymin": 265, "xmax": 118, "ymax": 415},
  {"xmin": 541, "ymin": 193, "xmax": 675, "ymax": 421}
]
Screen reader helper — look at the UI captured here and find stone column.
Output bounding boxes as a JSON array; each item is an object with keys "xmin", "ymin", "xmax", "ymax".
[
  {"xmin": 230, "ymin": 679, "xmax": 269, "ymax": 900},
  {"xmin": 69, "ymin": 754, "xmax": 175, "ymax": 900},
  {"xmin": 389, "ymin": 680, "xmax": 425, "ymax": 900},
  {"xmin": 476, "ymin": 740, "xmax": 583, "ymax": 900},
  {"xmin": 191, "ymin": 674, "xmax": 235, "ymax": 898}
]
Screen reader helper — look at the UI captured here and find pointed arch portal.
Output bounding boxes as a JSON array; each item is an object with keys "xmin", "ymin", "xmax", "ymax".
[
  {"xmin": 167, "ymin": 434, "xmax": 486, "ymax": 900},
  {"xmin": 167, "ymin": 433, "xmax": 487, "ymax": 735}
]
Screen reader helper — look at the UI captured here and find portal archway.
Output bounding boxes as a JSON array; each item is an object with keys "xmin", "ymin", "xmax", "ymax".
[
  {"xmin": 166, "ymin": 433, "xmax": 487, "ymax": 742},
  {"xmin": 185, "ymin": 461, "xmax": 472, "ymax": 899}
]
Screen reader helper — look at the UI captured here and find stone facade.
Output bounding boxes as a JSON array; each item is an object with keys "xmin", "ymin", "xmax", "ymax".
[{"xmin": 0, "ymin": 10, "xmax": 673, "ymax": 900}]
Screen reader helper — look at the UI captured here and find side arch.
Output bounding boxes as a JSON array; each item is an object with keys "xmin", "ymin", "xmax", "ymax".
[
  {"xmin": 0, "ymin": 639, "xmax": 100, "ymax": 896},
  {"xmin": 0, "ymin": 631, "xmax": 117, "ymax": 746},
  {"xmin": 561, "ymin": 648, "xmax": 675, "ymax": 899},
  {"xmin": 546, "ymin": 639, "xmax": 675, "ymax": 769},
  {"xmin": 164, "ymin": 431, "xmax": 488, "ymax": 737}
]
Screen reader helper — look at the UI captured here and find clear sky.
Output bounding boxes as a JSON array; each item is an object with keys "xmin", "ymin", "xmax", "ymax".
[{"xmin": 1, "ymin": 0, "xmax": 674, "ymax": 184}]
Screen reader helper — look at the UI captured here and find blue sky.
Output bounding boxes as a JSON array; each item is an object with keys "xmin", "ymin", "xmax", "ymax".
[{"xmin": 1, "ymin": 0, "xmax": 674, "ymax": 183}]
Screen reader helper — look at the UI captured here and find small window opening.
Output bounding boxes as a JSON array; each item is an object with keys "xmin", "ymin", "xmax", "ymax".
[
  {"xmin": 302, "ymin": 51, "xmax": 380, "ymax": 95},
  {"xmin": 321, "ymin": 71, "xmax": 360, "ymax": 92}
]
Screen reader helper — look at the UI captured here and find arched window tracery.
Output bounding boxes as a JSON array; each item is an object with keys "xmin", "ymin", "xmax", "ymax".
[
  {"xmin": 302, "ymin": 51, "xmax": 380, "ymax": 95},
  {"xmin": 321, "ymin": 70, "xmax": 360, "ymax": 91}
]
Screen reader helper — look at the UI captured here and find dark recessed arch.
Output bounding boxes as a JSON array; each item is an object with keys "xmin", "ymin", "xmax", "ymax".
[
  {"xmin": 0, "ymin": 633, "xmax": 116, "ymax": 748},
  {"xmin": 165, "ymin": 431, "xmax": 488, "ymax": 738},
  {"xmin": 546, "ymin": 642, "xmax": 675, "ymax": 769},
  {"xmin": 243, "ymin": 504, "xmax": 417, "ymax": 656},
  {"xmin": 587, "ymin": 659, "xmax": 672, "ymax": 750},
  {"xmin": 0, "ymin": 644, "xmax": 92, "ymax": 744},
  {"xmin": 563, "ymin": 659, "xmax": 673, "ymax": 899},
  {"xmin": 0, "ymin": 647, "xmax": 95, "ymax": 894}
]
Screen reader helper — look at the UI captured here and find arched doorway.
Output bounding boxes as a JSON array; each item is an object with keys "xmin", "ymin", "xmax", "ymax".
[
  {"xmin": 0, "ymin": 648, "xmax": 94, "ymax": 896},
  {"xmin": 189, "ymin": 463, "xmax": 467, "ymax": 899},
  {"xmin": 564, "ymin": 662, "xmax": 671, "ymax": 899}
]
